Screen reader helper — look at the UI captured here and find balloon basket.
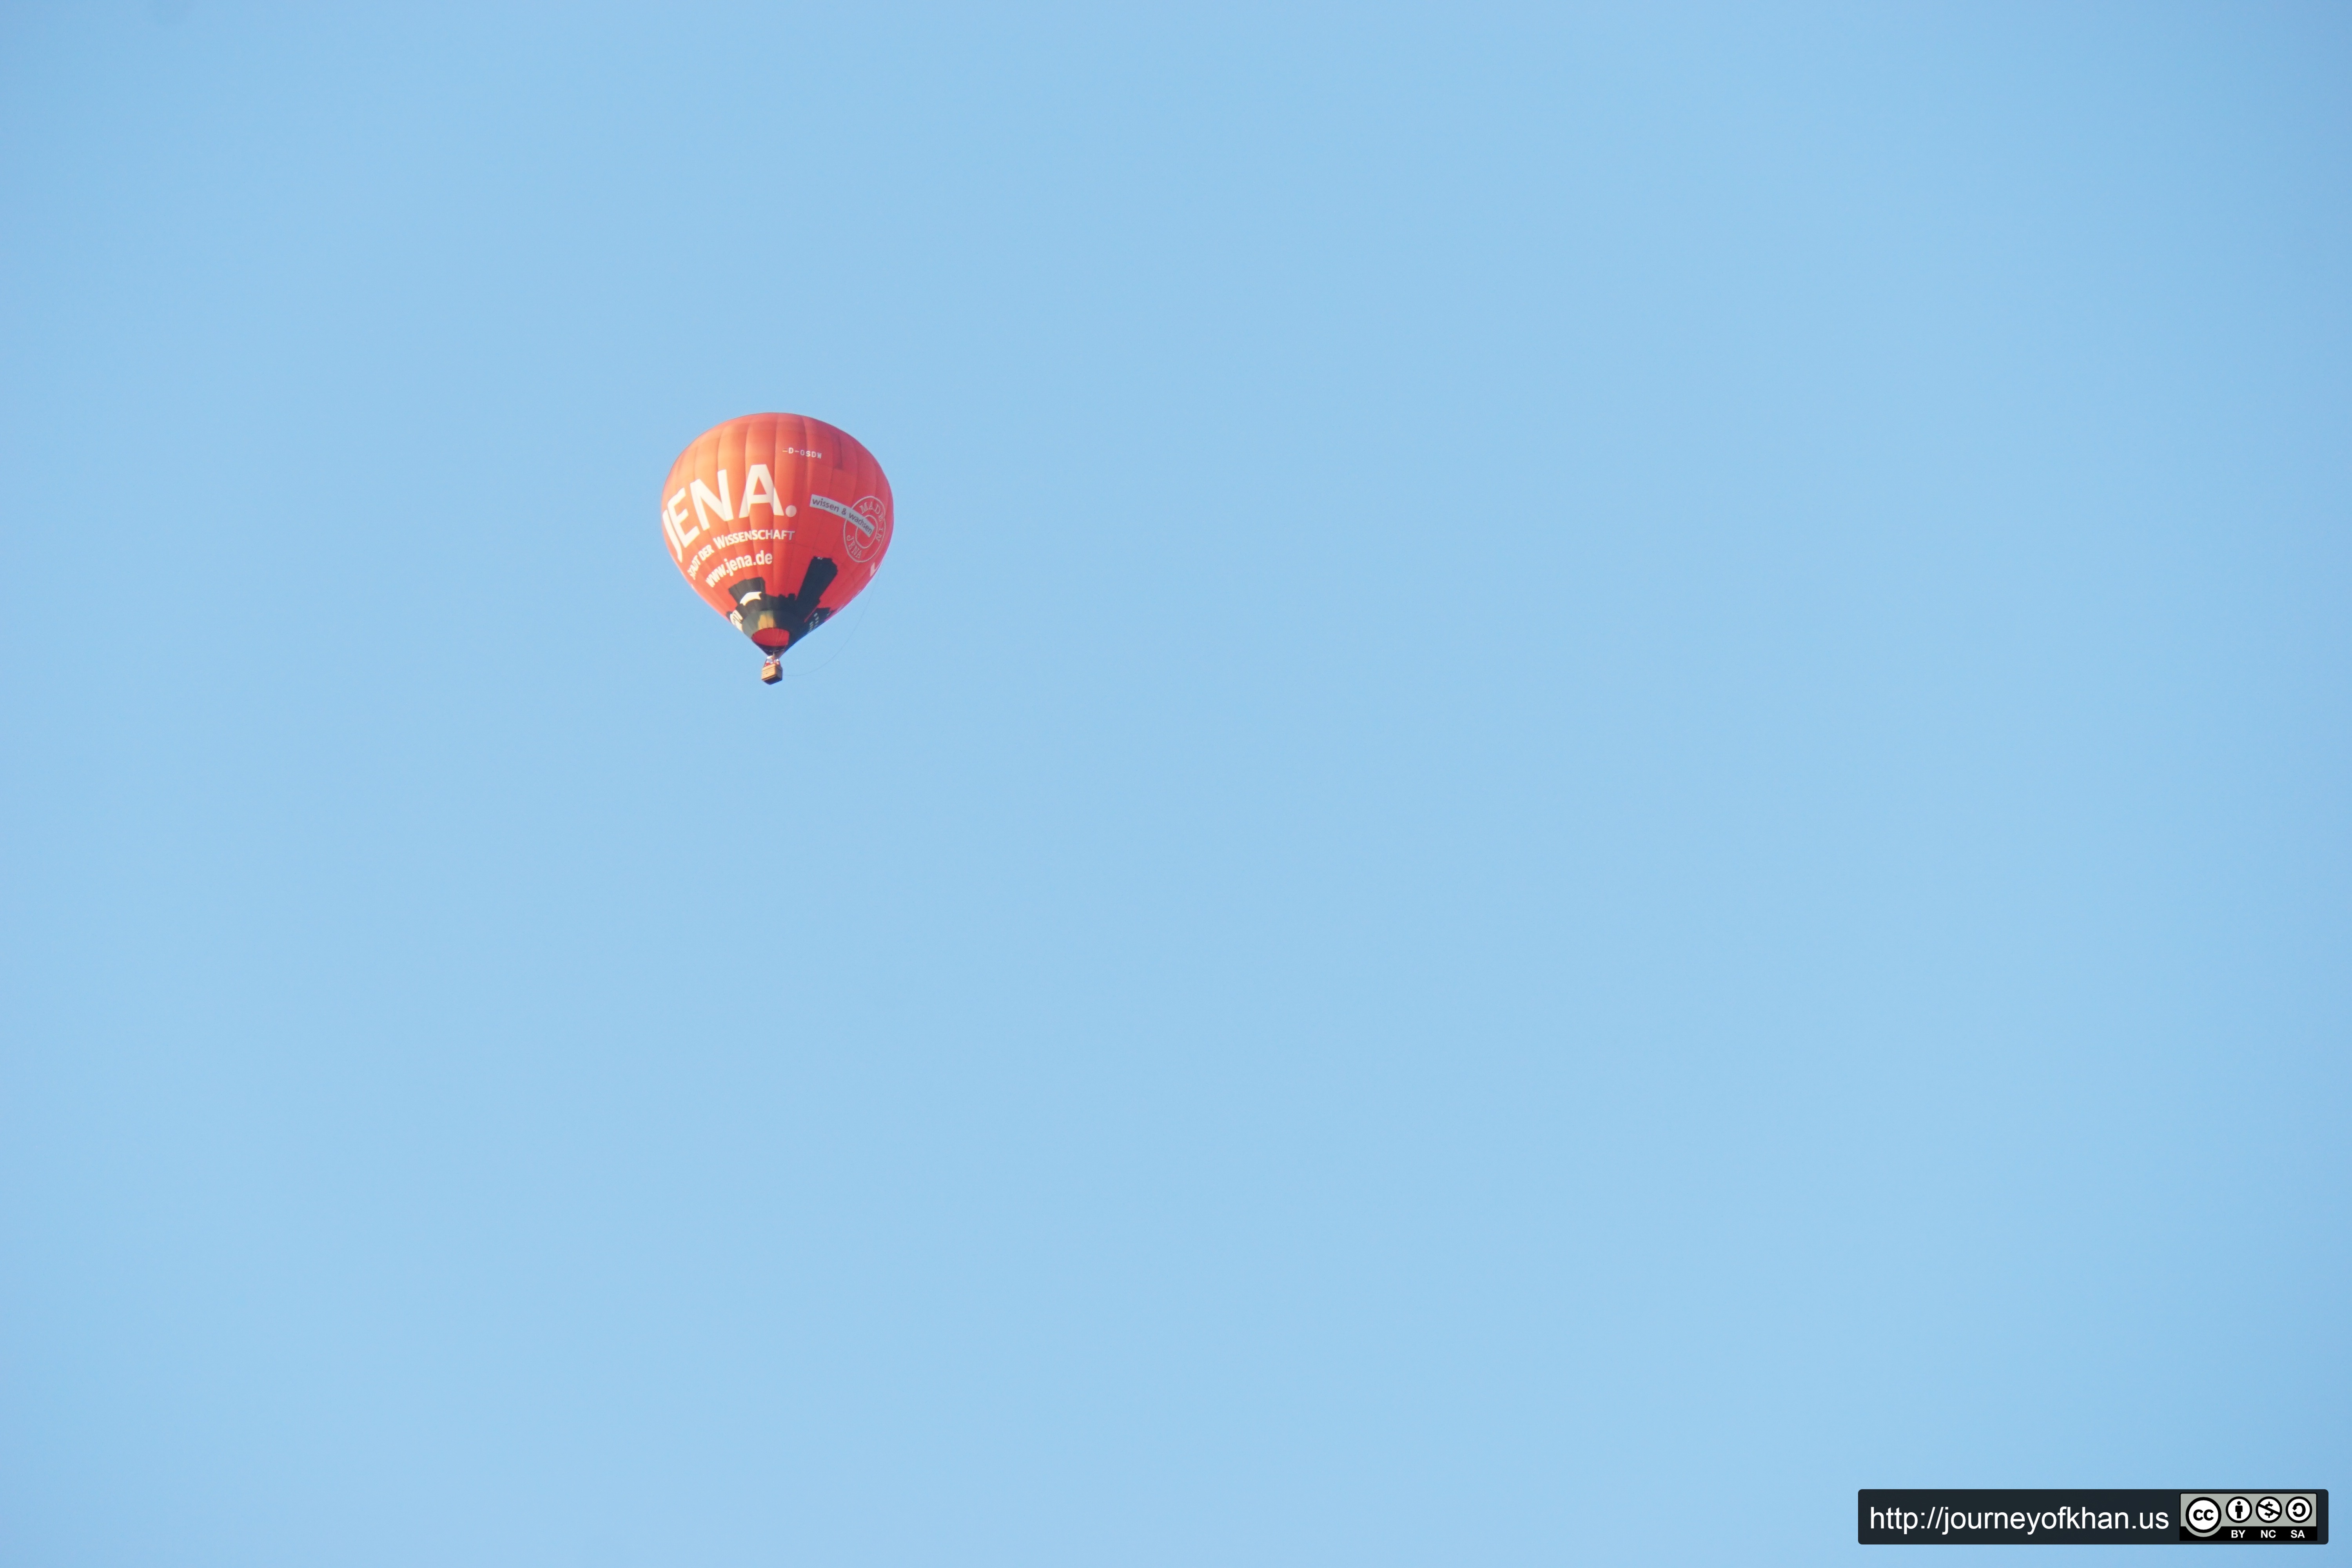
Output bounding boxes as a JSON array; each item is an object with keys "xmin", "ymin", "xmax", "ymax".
[{"xmin": 759, "ymin": 658, "xmax": 782, "ymax": 684}]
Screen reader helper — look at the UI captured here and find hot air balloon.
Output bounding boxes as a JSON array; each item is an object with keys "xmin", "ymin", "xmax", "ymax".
[{"xmin": 660, "ymin": 413, "xmax": 894, "ymax": 682}]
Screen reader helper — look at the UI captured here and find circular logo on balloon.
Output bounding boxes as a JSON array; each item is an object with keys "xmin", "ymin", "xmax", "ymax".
[{"xmin": 844, "ymin": 495, "xmax": 889, "ymax": 564}]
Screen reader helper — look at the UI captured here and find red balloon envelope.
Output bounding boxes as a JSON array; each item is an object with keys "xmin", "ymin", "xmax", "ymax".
[{"xmin": 660, "ymin": 413, "xmax": 893, "ymax": 679}]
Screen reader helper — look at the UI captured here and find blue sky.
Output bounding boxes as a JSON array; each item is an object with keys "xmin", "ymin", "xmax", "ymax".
[{"xmin": 2, "ymin": 3, "xmax": 2346, "ymax": 1563}]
